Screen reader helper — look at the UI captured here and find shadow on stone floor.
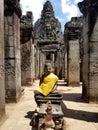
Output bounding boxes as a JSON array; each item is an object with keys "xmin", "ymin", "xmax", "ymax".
[
  {"xmin": 24, "ymin": 111, "xmax": 38, "ymax": 130},
  {"xmin": 63, "ymin": 93, "xmax": 83, "ymax": 102},
  {"xmin": 62, "ymin": 92, "xmax": 98, "ymax": 122},
  {"xmin": 24, "ymin": 111, "xmax": 34, "ymax": 119}
]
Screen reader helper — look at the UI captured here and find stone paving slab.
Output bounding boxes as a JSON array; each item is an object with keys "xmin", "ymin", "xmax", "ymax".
[{"xmin": 0, "ymin": 80, "xmax": 98, "ymax": 130}]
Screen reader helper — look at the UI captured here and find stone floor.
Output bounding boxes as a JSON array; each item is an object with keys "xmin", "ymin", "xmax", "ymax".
[{"xmin": 0, "ymin": 80, "xmax": 98, "ymax": 130}]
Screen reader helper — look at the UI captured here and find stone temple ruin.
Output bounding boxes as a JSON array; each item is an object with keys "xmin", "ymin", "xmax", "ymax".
[
  {"xmin": 0, "ymin": 0, "xmax": 98, "ymax": 121},
  {"xmin": 34, "ymin": 0, "xmax": 64, "ymax": 79}
]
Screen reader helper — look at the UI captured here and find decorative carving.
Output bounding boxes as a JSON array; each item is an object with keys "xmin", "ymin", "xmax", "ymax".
[
  {"xmin": 64, "ymin": 17, "xmax": 83, "ymax": 40},
  {"xmin": 34, "ymin": 0, "xmax": 62, "ymax": 42},
  {"xmin": 20, "ymin": 11, "xmax": 34, "ymax": 44},
  {"xmin": 21, "ymin": 44, "xmax": 31, "ymax": 71},
  {"xmin": 5, "ymin": 60, "xmax": 15, "ymax": 77}
]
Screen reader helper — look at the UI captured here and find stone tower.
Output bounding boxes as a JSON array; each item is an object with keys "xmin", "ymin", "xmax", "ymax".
[{"xmin": 34, "ymin": 0, "xmax": 64, "ymax": 78}]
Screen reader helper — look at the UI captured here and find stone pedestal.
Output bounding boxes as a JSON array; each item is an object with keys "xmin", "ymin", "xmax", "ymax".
[{"xmin": 0, "ymin": 0, "xmax": 5, "ymax": 119}]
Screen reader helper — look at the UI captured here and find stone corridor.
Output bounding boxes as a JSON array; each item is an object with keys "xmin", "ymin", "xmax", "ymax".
[{"xmin": 0, "ymin": 0, "xmax": 98, "ymax": 127}]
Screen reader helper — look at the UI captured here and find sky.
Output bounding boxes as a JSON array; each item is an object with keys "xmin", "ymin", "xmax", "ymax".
[{"xmin": 20, "ymin": 0, "xmax": 83, "ymax": 32}]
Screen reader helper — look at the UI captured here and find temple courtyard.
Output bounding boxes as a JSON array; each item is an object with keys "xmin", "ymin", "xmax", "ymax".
[{"xmin": 0, "ymin": 80, "xmax": 98, "ymax": 130}]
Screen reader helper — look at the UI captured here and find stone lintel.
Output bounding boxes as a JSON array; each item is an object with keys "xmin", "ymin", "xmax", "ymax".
[
  {"xmin": 37, "ymin": 40, "xmax": 59, "ymax": 44},
  {"xmin": 41, "ymin": 49, "xmax": 57, "ymax": 52},
  {"xmin": 38, "ymin": 42, "xmax": 60, "ymax": 50}
]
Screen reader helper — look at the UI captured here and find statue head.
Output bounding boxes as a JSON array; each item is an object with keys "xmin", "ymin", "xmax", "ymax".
[{"xmin": 44, "ymin": 63, "xmax": 53, "ymax": 75}]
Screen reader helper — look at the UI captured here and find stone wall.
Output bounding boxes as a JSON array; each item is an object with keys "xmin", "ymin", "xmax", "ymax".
[
  {"xmin": 78, "ymin": 0, "xmax": 98, "ymax": 103},
  {"xmin": 0, "ymin": 0, "xmax": 5, "ymax": 119},
  {"xmin": 4, "ymin": 0, "xmax": 22, "ymax": 102}
]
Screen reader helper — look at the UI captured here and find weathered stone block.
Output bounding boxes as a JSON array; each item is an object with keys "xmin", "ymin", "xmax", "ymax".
[
  {"xmin": 8, "ymin": 36, "xmax": 14, "ymax": 46},
  {"xmin": 68, "ymin": 40, "xmax": 80, "ymax": 86}
]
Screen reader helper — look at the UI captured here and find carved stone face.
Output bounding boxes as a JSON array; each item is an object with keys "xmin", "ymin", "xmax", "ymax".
[{"xmin": 44, "ymin": 63, "xmax": 52, "ymax": 75}]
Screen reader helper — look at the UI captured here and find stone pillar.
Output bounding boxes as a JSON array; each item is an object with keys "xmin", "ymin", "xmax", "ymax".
[
  {"xmin": 20, "ymin": 12, "xmax": 34, "ymax": 85},
  {"xmin": 68, "ymin": 40, "xmax": 80, "ymax": 85},
  {"xmin": 64, "ymin": 48, "xmax": 67, "ymax": 82},
  {"xmin": 35, "ymin": 46, "xmax": 40, "ymax": 79},
  {"xmin": 57, "ymin": 49, "xmax": 60, "ymax": 77},
  {"xmin": 64, "ymin": 34, "xmax": 68, "ymax": 82},
  {"xmin": 60, "ymin": 44, "xmax": 65, "ymax": 79},
  {"xmin": 0, "ymin": 0, "xmax": 5, "ymax": 119},
  {"xmin": 78, "ymin": 0, "xmax": 98, "ymax": 103},
  {"xmin": 4, "ymin": 0, "xmax": 22, "ymax": 102},
  {"xmin": 32, "ymin": 44, "xmax": 35, "ymax": 80},
  {"xmin": 58, "ymin": 48, "xmax": 61, "ymax": 79},
  {"xmin": 81, "ymin": 17, "xmax": 90, "ymax": 101},
  {"xmin": 39, "ymin": 50, "xmax": 44, "ymax": 78},
  {"xmin": 64, "ymin": 17, "xmax": 83, "ymax": 86}
]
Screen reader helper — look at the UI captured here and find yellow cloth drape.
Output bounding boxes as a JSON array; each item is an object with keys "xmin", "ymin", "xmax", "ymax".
[{"xmin": 38, "ymin": 73, "xmax": 58, "ymax": 96}]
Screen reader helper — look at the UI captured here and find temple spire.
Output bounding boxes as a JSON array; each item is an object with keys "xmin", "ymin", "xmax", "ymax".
[{"xmin": 41, "ymin": 0, "xmax": 54, "ymax": 19}]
